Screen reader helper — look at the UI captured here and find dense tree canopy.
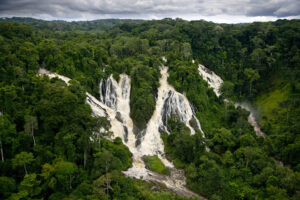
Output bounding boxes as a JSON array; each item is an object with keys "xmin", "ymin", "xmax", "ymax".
[{"xmin": 0, "ymin": 18, "xmax": 299, "ymax": 199}]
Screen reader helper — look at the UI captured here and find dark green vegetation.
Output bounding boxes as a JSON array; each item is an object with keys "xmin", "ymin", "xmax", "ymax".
[
  {"xmin": 0, "ymin": 17, "xmax": 143, "ymax": 31},
  {"xmin": 0, "ymin": 17, "xmax": 299, "ymax": 199},
  {"xmin": 186, "ymin": 20, "xmax": 300, "ymax": 170},
  {"xmin": 0, "ymin": 19, "xmax": 195, "ymax": 200},
  {"xmin": 143, "ymin": 155, "xmax": 170, "ymax": 175},
  {"xmin": 163, "ymin": 109, "xmax": 298, "ymax": 199}
]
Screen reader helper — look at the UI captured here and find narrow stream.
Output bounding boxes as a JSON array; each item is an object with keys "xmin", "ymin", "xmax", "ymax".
[
  {"xmin": 233, "ymin": 102, "xmax": 266, "ymax": 138},
  {"xmin": 197, "ymin": 63, "xmax": 266, "ymax": 138},
  {"xmin": 197, "ymin": 63, "xmax": 287, "ymax": 168}
]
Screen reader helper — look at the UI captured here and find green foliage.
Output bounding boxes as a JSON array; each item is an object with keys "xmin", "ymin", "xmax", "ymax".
[
  {"xmin": 0, "ymin": 18, "xmax": 299, "ymax": 200},
  {"xmin": 0, "ymin": 114, "xmax": 16, "ymax": 162},
  {"xmin": 24, "ymin": 114, "xmax": 38, "ymax": 146},
  {"xmin": 90, "ymin": 170, "xmax": 195, "ymax": 200},
  {"xmin": 130, "ymin": 63, "xmax": 160, "ymax": 131},
  {"xmin": 210, "ymin": 128, "xmax": 235, "ymax": 154},
  {"xmin": 220, "ymin": 81, "xmax": 234, "ymax": 99},
  {"xmin": 18, "ymin": 173, "xmax": 42, "ymax": 197},
  {"xmin": 130, "ymin": 177, "xmax": 196, "ymax": 200},
  {"xmin": 0, "ymin": 17, "xmax": 143, "ymax": 32},
  {"xmin": 92, "ymin": 138, "xmax": 132, "ymax": 178},
  {"xmin": 166, "ymin": 60, "xmax": 225, "ymax": 134},
  {"xmin": 243, "ymin": 68, "xmax": 260, "ymax": 96},
  {"xmin": 54, "ymin": 160, "xmax": 78, "ymax": 191},
  {"xmin": 12, "ymin": 152, "xmax": 34, "ymax": 175},
  {"xmin": 256, "ymin": 82, "xmax": 300, "ymax": 167},
  {"xmin": 162, "ymin": 116, "xmax": 205, "ymax": 166},
  {"xmin": 0, "ymin": 176, "xmax": 16, "ymax": 198},
  {"xmin": 162, "ymin": 92, "xmax": 298, "ymax": 199},
  {"xmin": 143, "ymin": 155, "xmax": 170, "ymax": 175}
]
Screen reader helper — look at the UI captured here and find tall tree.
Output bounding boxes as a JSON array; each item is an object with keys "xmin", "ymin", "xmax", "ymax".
[
  {"xmin": 0, "ymin": 114, "xmax": 16, "ymax": 162},
  {"xmin": 24, "ymin": 115, "xmax": 38, "ymax": 146},
  {"xmin": 54, "ymin": 160, "xmax": 77, "ymax": 191},
  {"xmin": 18, "ymin": 173, "xmax": 42, "ymax": 198},
  {"xmin": 12, "ymin": 152, "xmax": 34, "ymax": 175},
  {"xmin": 220, "ymin": 81, "xmax": 234, "ymax": 119},
  {"xmin": 93, "ymin": 173, "xmax": 113, "ymax": 196},
  {"xmin": 244, "ymin": 68, "xmax": 260, "ymax": 96}
]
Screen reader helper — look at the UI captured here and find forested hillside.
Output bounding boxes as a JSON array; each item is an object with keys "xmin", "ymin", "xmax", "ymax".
[
  {"xmin": 0, "ymin": 18, "xmax": 299, "ymax": 200},
  {"xmin": 0, "ymin": 17, "xmax": 143, "ymax": 31}
]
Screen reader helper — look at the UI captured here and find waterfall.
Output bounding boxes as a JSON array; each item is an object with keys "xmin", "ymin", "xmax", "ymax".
[
  {"xmin": 98, "ymin": 74, "xmax": 137, "ymax": 151},
  {"xmin": 38, "ymin": 67, "xmax": 205, "ymax": 199},
  {"xmin": 38, "ymin": 69, "xmax": 136, "ymax": 150},
  {"xmin": 135, "ymin": 66, "xmax": 204, "ymax": 166},
  {"xmin": 197, "ymin": 64, "xmax": 223, "ymax": 97},
  {"xmin": 124, "ymin": 65, "xmax": 205, "ymax": 199},
  {"xmin": 197, "ymin": 63, "xmax": 266, "ymax": 138}
]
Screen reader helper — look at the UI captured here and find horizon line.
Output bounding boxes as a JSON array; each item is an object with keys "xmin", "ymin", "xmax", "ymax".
[{"xmin": 1, "ymin": 15, "xmax": 300, "ymax": 24}]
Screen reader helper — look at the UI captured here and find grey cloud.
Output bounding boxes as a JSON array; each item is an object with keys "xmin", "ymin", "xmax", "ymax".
[
  {"xmin": 0, "ymin": 0, "xmax": 299, "ymax": 21},
  {"xmin": 245, "ymin": 0, "xmax": 300, "ymax": 17}
]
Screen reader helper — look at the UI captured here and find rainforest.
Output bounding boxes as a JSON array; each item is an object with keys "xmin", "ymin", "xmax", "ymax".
[{"xmin": 0, "ymin": 17, "xmax": 299, "ymax": 200}]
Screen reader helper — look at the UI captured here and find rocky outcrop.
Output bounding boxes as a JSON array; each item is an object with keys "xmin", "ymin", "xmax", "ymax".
[{"xmin": 198, "ymin": 64, "xmax": 223, "ymax": 97}]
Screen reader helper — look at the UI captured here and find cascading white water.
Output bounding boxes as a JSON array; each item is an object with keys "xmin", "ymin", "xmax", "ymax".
[
  {"xmin": 197, "ymin": 63, "xmax": 287, "ymax": 168},
  {"xmin": 124, "ymin": 65, "xmax": 205, "ymax": 199},
  {"xmin": 98, "ymin": 74, "xmax": 137, "ymax": 150},
  {"xmin": 38, "ymin": 69, "xmax": 135, "ymax": 148},
  {"xmin": 136, "ymin": 66, "xmax": 204, "ymax": 162},
  {"xmin": 198, "ymin": 64, "xmax": 223, "ymax": 97},
  {"xmin": 38, "ymin": 67, "xmax": 205, "ymax": 199},
  {"xmin": 98, "ymin": 74, "xmax": 148, "ymax": 173},
  {"xmin": 38, "ymin": 61, "xmax": 271, "ymax": 199},
  {"xmin": 197, "ymin": 63, "xmax": 266, "ymax": 138}
]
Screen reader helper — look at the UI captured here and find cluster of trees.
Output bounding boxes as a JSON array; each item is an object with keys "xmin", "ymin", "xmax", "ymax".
[
  {"xmin": 143, "ymin": 155, "xmax": 170, "ymax": 175},
  {"xmin": 182, "ymin": 20, "xmax": 300, "ymax": 169},
  {"xmin": 0, "ymin": 74, "xmax": 136, "ymax": 199},
  {"xmin": 162, "ymin": 52, "xmax": 299, "ymax": 199},
  {"xmin": 163, "ymin": 115, "xmax": 299, "ymax": 199},
  {"xmin": 0, "ymin": 17, "xmax": 143, "ymax": 32},
  {"xmin": 110, "ymin": 18, "xmax": 299, "ymax": 170},
  {"xmin": 0, "ymin": 17, "xmax": 299, "ymax": 199},
  {"xmin": 0, "ymin": 22, "xmax": 194, "ymax": 199}
]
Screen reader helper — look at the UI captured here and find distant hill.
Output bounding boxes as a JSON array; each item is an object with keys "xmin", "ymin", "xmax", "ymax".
[{"xmin": 0, "ymin": 17, "xmax": 144, "ymax": 31}]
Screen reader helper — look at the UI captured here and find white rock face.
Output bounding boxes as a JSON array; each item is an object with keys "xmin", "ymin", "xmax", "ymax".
[
  {"xmin": 124, "ymin": 65, "xmax": 205, "ymax": 199},
  {"xmin": 196, "ymin": 63, "xmax": 266, "ymax": 138},
  {"xmin": 98, "ymin": 74, "xmax": 136, "ymax": 148},
  {"xmin": 38, "ymin": 69, "xmax": 131, "ymax": 146},
  {"xmin": 38, "ymin": 67, "xmax": 205, "ymax": 199},
  {"xmin": 38, "ymin": 68, "xmax": 71, "ymax": 84},
  {"xmin": 136, "ymin": 66, "xmax": 204, "ymax": 161},
  {"xmin": 197, "ymin": 64, "xmax": 223, "ymax": 97},
  {"xmin": 99, "ymin": 77, "xmax": 118, "ymax": 109}
]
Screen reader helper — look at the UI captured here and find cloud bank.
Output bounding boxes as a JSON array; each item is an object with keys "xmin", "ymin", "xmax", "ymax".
[{"xmin": 0, "ymin": 0, "xmax": 299, "ymax": 23}]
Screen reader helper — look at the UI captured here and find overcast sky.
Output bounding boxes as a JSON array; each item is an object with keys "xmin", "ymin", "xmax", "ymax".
[{"xmin": 0, "ymin": 0, "xmax": 299, "ymax": 23}]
